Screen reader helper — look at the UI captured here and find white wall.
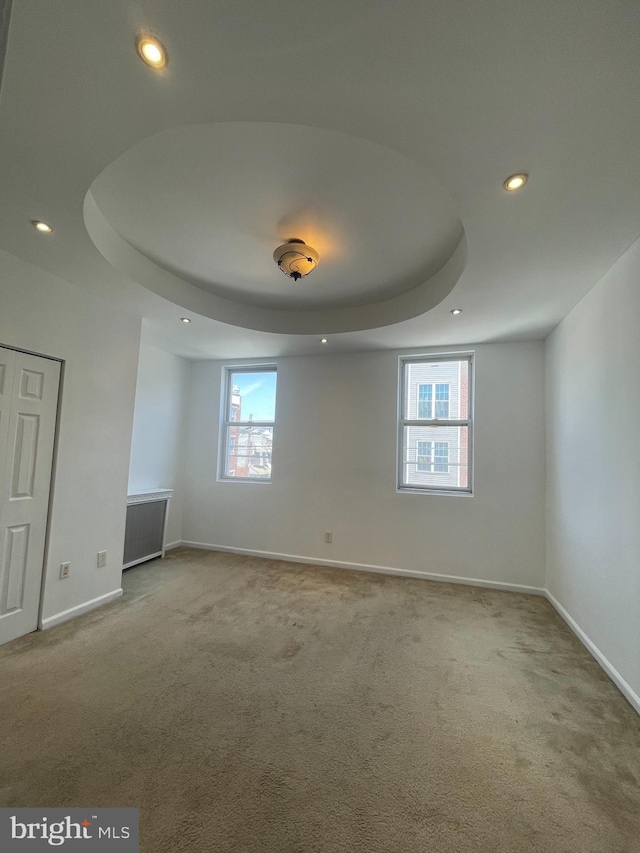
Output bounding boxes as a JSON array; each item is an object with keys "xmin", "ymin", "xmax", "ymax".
[
  {"xmin": 129, "ymin": 343, "xmax": 190, "ymax": 545},
  {"xmin": 0, "ymin": 249, "xmax": 141, "ymax": 622},
  {"xmin": 546, "ymin": 236, "xmax": 640, "ymax": 706},
  {"xmin": 183, "ymin": 342, "xmax": 546, "ymax": 590}
]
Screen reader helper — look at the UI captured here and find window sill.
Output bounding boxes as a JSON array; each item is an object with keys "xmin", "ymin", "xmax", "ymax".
[
  {"xmin": 217, "ymin": 477, "xmax": 272, "ymax": 485},
  {"xmin": 397, "ymin": 487, "xmax": 473, "ymax": 497}
]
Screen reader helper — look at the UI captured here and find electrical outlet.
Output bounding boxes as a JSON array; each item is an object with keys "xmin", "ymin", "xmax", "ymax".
[
  {"xmin": 97, "ymin": 550, "xmax": 107, "ymax": 568},
  {"xmin": 59, "ymin": 562, "xmax": 70, "ymax": 579},
  {"xmin": 324, "ymin": 531, "xmax": 333, "ymax": 544}
]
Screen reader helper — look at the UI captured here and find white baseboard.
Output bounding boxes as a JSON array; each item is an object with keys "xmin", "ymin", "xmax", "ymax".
[
  {"xmin": 180, "ymin": 540, "xmax": 546, "ymax": 596},
  {"xmin": 164, "ymin": 540, "xmax": 182, "ymax": 551},
  {"xmin": 40, "ymin": 588, "xmax": 123, "ymax": 631},
  {"xmin": 545, "ymin": 591, "xmax": 640, "ymax": 716}
]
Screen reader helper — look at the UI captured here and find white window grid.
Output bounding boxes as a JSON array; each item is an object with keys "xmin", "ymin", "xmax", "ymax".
[
  {"xmin": 219, "ymin": 365, "xmax": 277, "ymax": 483},
  {"xmin": 416, "ymin": 440, "xmax": 450, "ymax": 473},
  {"xmin": 398, "ymin": 353, "xmax": 473, "ymax": 494}
]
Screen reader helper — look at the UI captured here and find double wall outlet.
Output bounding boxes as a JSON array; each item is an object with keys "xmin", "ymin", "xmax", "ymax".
[
  {"xmin": 59, "ymin": 562, "xmax": 70, "ymax": 579},
  {"xmin": 97, "ymin": 550, "xmax": 107, "ymax": 568}
]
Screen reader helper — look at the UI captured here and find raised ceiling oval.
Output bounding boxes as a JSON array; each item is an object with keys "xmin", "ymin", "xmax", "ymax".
[{"xmin": 84, "ymin": 122, "xmax": 466, "ymax": 335}]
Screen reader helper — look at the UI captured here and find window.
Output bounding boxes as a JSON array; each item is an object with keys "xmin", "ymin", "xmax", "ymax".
[
  {"xmin": 220, "ymin": 366, "xmax": 277, "ymax": 482},
  {"xmin": 417, "ymin": 441, "xmax": 450, "ymax": 473},
  {"xmin": 418, "ymin": 383, "xmax": 450, "ymax": 419},
  {"xmin": 418, "ymin": 384, "xmax": 432, "ymax": 419},
  {"xmin": 399, "ymin": 355, "xmax": 473, "ymax": 493}
]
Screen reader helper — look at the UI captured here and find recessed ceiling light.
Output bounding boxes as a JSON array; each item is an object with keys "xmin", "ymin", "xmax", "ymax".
[
  {"xmin": 180, "ymin": 317, "xmax": 191, "ymax": 324},
  {"xmin": 503, "ymin": 173, "xmax": 528, "ymax": 192},
  {"xmin": 450, "ymin": 308, "xmax": 463, "ymax": 315},
  {"xmin": 32, "ymin": 220, "xmax": 52, "ymax": 233},
  {"xmin": 320, "ymin": 338, "xmax": 328, "ymax": 344},
  {"xmin": 136, "ymin": 35, "xmax": 167, "ymax": 69}
]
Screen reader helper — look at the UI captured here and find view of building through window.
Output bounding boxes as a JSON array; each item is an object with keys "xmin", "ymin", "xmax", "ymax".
[
  {"xmin": 222, "ymin": 368, "xmax": 277, "ymax": 480},
  {"xmin": 400, "ymin": 356, "xmax": 472, "ymax": 491}
]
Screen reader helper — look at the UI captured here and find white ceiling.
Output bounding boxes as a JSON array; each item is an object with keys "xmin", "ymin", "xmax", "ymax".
[
  {"xmin": 88, "ymin": 123, "xmax": 464, "ymax": 312},
  {"xmin": 1, "ymin": 0, "xmax": 639, "ymax": 359}
]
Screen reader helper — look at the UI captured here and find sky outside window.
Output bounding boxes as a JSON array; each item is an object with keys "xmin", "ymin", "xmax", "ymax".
[{"xmin": 230, "ymin": 371, "xmax": 277, "ymax": 421}]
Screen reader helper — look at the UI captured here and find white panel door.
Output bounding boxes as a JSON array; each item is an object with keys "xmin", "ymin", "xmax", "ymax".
[{"xmin": 0, "ymin": 347, "xmax": 60, "ymax": 645}]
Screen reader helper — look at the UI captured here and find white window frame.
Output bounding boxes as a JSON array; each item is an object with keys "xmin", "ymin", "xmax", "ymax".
[
  {"xmin": 398, "ymin": 353, "xmax": 474, "ymax": 495},
  {"xmin": 219, "ymin": 364, "xmax": 277, "ymax": 484},
  {"xmin": 416, "ymin": 440, "xmax": 450, "ymax": 474},
  {"xmin": 417, "ymin": 382, "xmax": 450, "ymax": 419}
]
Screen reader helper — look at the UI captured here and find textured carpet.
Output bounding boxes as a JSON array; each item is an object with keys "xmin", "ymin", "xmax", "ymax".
[{"xmin": 1, "ymin": 547, "xmax": 639, "ymax": 852}]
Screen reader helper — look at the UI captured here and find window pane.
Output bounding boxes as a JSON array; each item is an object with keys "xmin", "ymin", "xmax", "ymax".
[
  {"xmin": 401, "ymin": 357, "xmax": 471, "ymax": 492},
  {"xmin": 416, "ymin": 440, "xmax": 432, "ymax": 472},
  {"xmin": 434, "ymin": 441, "xmax": 449, "ymax": 473},
  {"xmin": 417, "ymin": 384, "xmax": 432, "ymax": 419},
  {"xmin": 403, "ymin": 426, "xmax": 468, "ymax": 488},
  {"xmin": 435, "ymin": 384, "xmax": 450, "ymax": 418},
  {"xmin": 225, "ymin": 425, "xmax": 273, "ymax": 479},
  {"xmin": 228, "ymin": 371, "xmax": 277, "ymax": 422}
]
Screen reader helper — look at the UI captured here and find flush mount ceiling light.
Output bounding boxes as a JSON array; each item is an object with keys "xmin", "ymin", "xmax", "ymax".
[
  {"xmin": 450, "ymin": 308, "xmax": 463, "ymax": 315},
  {"xmin": 320, "ymin": 338, "xmax": 328, "ymax": 344},
  {"xmin": 136, "ymin": 35, "xmax": 167, "ymax": 69},
  {"xmin": 503, "ymin": 173, "xmax": 528, "ymax": 192},
  {"xmin": 180, "ymin": 317, "xmax": 191, "ymax": 323},
  {"xmin": 32, "ymin": 220, "xmax": 52, "ymax": 233},
  {"xmin": 273, "ymin": 239, "xmax": 319, "ymax": 282}
]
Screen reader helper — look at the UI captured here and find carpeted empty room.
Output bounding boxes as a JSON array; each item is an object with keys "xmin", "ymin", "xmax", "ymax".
[
  {"xmin": 4, "ymin": 2, "xmax": 640, "ymax": 852},
  {"xmin": 1, "ymin": 548, "xmax": 639, "ymax": 853}
]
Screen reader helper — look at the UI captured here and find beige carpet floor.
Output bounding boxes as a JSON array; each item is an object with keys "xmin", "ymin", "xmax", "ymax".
[{"xmin": 1, "ymin": 547, "xmax": 639, "ymax": 852}]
